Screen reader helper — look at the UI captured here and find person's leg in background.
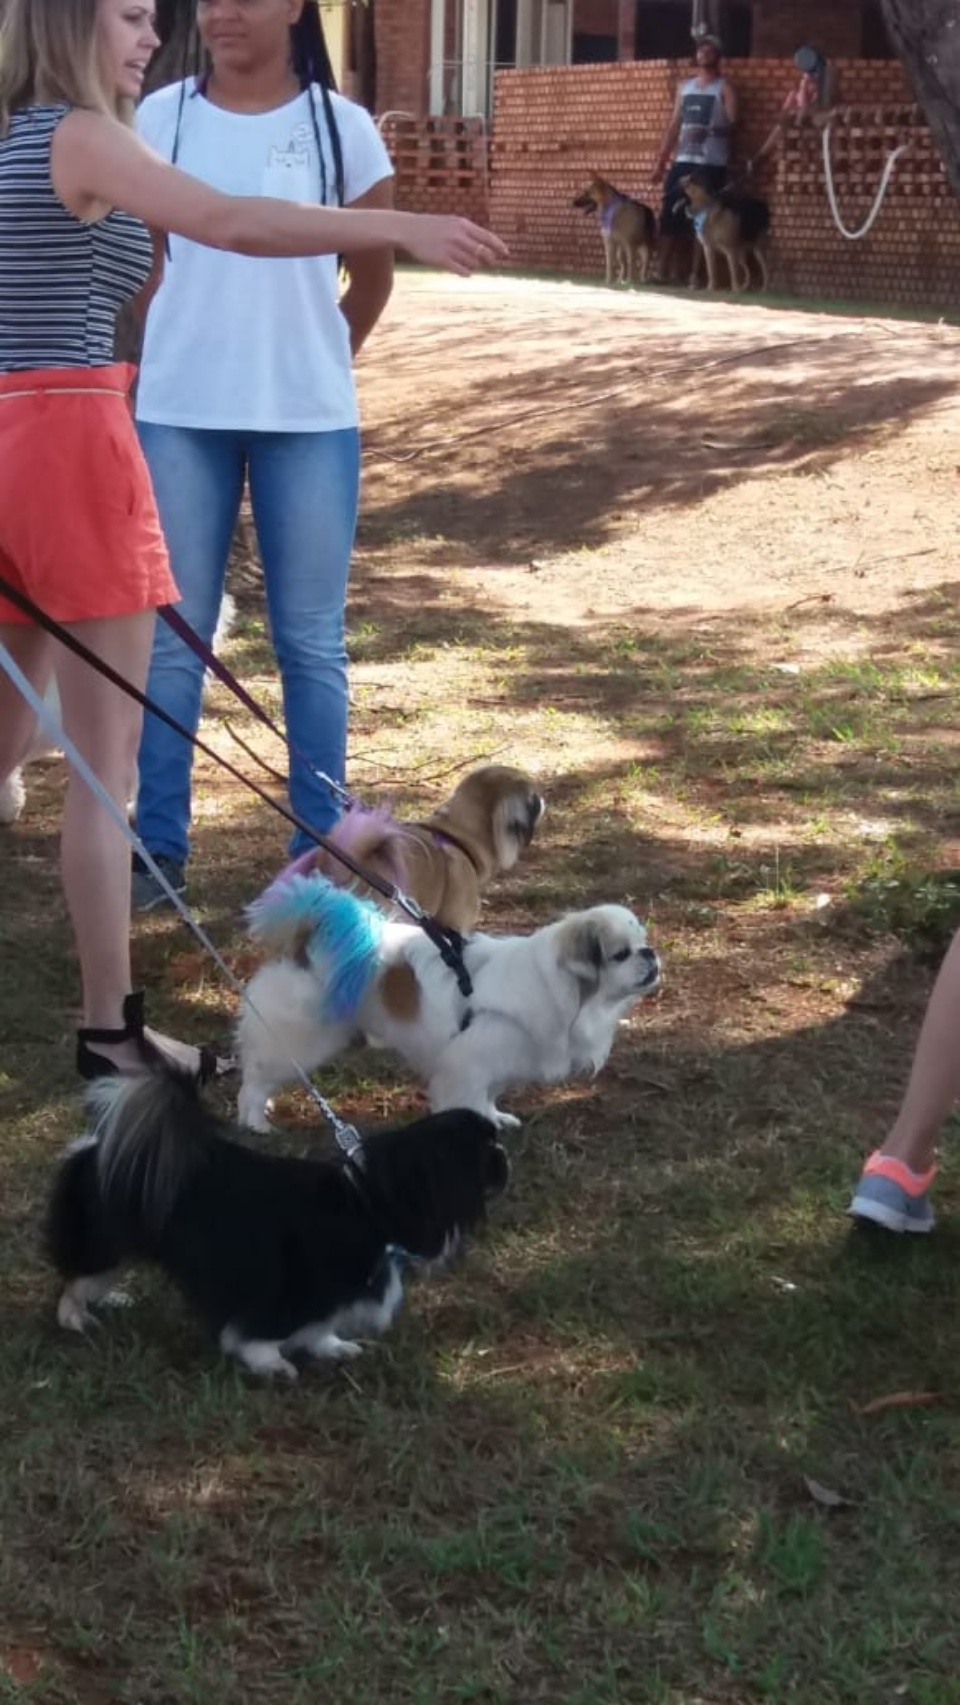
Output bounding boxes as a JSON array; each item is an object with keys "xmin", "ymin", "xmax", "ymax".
[
  {"xmin": 133, "ymin": 424, "xmax": 245, "ymax": 908},
  {"xmin": 248, "ymin": 428, "xmax": 360, "ymax": 853},
  {"xmin": 0, "ymin": 622, "xmax": 55, "ymax": 784},
  {"xmin": 848, "ymin": 928, "xmax": 960, "ymax": 1234}
]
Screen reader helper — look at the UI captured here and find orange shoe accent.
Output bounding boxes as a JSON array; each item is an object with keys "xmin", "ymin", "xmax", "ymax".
[{"xmin": 862, "ymin": 1150, "xmax": 938, "ymax": 1197}]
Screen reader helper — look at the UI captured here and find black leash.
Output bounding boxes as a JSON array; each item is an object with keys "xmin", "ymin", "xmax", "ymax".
[{"xmin": 0, "ymin": 574, "xmax": 474, "ymax": 1001}]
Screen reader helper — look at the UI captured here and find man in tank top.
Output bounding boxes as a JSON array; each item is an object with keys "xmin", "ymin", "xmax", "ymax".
[{"xmin": 652, "ymin": 34, "xmax": 738, "ymax": 283}]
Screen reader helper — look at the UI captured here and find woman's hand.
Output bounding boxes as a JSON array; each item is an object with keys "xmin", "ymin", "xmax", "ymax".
[{"xmin": 403, "ymin": 214, "xmax": 509, "ymax": 276}]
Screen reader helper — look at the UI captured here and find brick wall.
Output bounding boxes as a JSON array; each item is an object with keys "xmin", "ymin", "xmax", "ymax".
[
  {"xmin": 483, "ymin": 56, "xmax": 960, "ymax": 311},
  {"xmin": 751, "ymin": 0, "xmax": 865, "ymax": 58},
  {"xmin": 375, "ymin": 0, "xmax": 431, "ymax": 116},
  {"xmin": 381, "ymin": 114, "xmax": 491, "ymax": 225},
  {"xmin": 372, "ymin": 0, "xmax": 894, "ymax": 115},
  {"xmin": 372, "ymin": 0, "xmax": 896, "ymax": 115},
  {"xmin": 575, "ymin": 0, "xmax": 620, "ymax": 37}
]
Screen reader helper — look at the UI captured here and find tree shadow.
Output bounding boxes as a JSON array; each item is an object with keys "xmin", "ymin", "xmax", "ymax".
[{"xmin": 358, "ymin": 325, "xmax": 955, "ymax": 565}]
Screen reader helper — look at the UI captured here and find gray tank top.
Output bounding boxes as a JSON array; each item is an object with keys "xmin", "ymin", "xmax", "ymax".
[{"xmin": 677, "ymin": 77, "xmax": 731, "ymax": 168}]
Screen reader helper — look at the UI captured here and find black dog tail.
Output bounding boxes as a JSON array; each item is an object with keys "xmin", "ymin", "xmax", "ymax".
[
  {"xmin": 728, "ymin": 194, "xmax": 770, "ymax": 245},
  {"xmin": 85, "ymin": 1067, "xmax": 212, "ymax": 1239}
]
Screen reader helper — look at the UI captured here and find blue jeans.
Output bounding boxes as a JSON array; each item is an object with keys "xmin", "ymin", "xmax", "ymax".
[{"xmin": 135, "ymin": 423, "xmax": 360, "ymax": 862}]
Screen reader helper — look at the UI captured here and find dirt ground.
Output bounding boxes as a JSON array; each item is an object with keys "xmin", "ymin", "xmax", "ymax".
[{"xmin": 352, "ymin": 271, "xmax": 960, "ymax": 633}]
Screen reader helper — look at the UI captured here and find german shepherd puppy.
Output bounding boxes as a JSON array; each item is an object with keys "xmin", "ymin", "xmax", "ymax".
[
  {"xmin": 678, "ymin": 170, "xmax": 770, "ymax": 294},
  {"xmin": 573, "ymin": 175, "xmax": 656, "ymax": 286}
]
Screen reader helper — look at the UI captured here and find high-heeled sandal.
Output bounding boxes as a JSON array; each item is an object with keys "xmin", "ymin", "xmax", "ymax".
[{"xmin": 76, "ymin": 990, "xmax": 225, "ymax": 1085}]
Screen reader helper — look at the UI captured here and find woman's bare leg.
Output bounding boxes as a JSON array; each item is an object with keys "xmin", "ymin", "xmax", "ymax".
[
  {"xmin": 56, "ymin": 612, "xmax": 210, "ymax": 1072},
  {"xmin": 848, "ymin": 930, "xmax": 960, "ymax": 1231},
  {"xmin": 55, "ymin": 614, "xmax": 149, "ymax": 1033},
  {"xmin": 879, "ymin": 929, "xmax": 960, "ymax": 1172}
]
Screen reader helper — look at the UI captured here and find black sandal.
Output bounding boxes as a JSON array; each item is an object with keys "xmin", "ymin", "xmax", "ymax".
[{"xmin": 76, "ymin": 991, "xmax": 225, "ymax": 1085}]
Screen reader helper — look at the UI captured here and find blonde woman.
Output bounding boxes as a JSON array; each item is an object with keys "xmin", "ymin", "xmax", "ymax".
[{"xmin": 0, "ymin": 0, "xmax": 505, "ymax": 1080}]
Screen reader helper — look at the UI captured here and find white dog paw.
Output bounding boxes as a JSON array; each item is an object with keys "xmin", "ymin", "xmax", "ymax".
[
  {"xmin": 238, "ymin": 1097, "xmax": 275, "ymax": 1134},
  {"xmin": 223, "ymin": 1329, "xmax": 298, "ymax": 1380},
  {"xmin": 493, "ymin": 1111, "xmax": 522, "ymax": 1131},
  {"xmin": 309, "ymin": 1335, "xmax": 364, "ymax": 1362},
  {"xmin": 56, "ymin": 1292, "xmax": 98, "ymax": 1334},
  {"xmin": 0, "ymin": 769, "xmax": 26, "ymax": 826},
  {"xmin": 239, "ymin": 1348, "xmax": 299, "ymax": 1381},
  {"xmin": 332, "ymin": 1339, "xmax": 364, "ymax": 1361}
]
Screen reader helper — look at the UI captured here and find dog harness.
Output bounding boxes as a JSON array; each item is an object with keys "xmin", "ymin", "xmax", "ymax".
[{"xmin": 600, "ymin": 196, "xmax": 623, "ymax": 234}]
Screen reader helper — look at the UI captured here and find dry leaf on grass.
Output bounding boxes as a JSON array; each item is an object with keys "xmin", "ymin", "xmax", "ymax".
[
  {"xmin": 2, "ymin": 1649, "xmax": 45, "ymax": 1684},
  {"xmin": 853, "ymin": 1392, "xmax": 946, "ymax": 1417},
  {"xmin": 803, "ymin": 1476, "xmax": 854, "ymax": 1510}
]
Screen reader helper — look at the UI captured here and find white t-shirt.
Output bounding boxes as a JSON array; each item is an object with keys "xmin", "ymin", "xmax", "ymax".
[{"xmin": 135, "ymin": 81, "xmax": 393, "ymax": 432}]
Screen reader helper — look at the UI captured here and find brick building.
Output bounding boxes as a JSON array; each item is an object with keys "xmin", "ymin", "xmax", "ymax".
[
  {"xmin": 369, "ymin": 0, "xmax": 960, "ymax": 313},
  {"xmin": 372, "ymin": 0, "xmax": 897, "ymax": 122}
]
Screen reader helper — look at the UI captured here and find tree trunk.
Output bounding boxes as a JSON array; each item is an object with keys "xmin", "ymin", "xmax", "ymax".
[{"xmin": 880, "ymin": 0, "xmax": 960, "ymax": 199}]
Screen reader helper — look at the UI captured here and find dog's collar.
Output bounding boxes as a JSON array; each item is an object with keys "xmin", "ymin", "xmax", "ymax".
[{"xmin": 420, "ymin": 823, "xmax": 484, "ymax": 879}]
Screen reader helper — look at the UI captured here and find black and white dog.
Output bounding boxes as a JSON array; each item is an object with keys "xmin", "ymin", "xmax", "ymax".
[{"xmin": 46, "ymin": 1067, "xmax": 509, "ymax": 1379}]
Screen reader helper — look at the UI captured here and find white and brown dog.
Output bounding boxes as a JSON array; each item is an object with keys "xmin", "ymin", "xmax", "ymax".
[{"xmin": 236, "ymin": 874, "xmax": 661, "ymax": 1133}]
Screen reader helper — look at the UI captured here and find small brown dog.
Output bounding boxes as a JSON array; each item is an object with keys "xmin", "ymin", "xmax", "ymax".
[
  {"xmin": 573, "ymin": 176, "xmax": 656, "ymax": 286},
  {"xmin": 678, "ymin": 170, "xmax": 770, "ymax": 293},
  {"xmin": 288, "ymin": 765, "xmax": 545, "ymax": 936}
]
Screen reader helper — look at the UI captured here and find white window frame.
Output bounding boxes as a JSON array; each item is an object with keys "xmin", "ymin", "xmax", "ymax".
[{"xmin": 441, "ymin": 0, "xmax": 572, "ymax": 116}]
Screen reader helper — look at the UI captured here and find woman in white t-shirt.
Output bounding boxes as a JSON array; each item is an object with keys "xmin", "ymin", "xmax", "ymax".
[{"xmin": 132, "ymin": 0, "xmax": 396, "ymax": 909}]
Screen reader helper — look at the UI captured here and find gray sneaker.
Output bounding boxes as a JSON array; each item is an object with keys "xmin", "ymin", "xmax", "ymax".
[
  {"xmin": 131, "ymin": 853, "xmax": 186, "ymax": 914},
  {"xmin": 847, "ymin": 1152, "xmax": 936, "ymax": 1234}
]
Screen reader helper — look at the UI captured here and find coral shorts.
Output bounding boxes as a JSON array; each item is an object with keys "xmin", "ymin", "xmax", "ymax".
[{"xmin": 0, "ymin": 363, "xmax": 179, "ymax": 625}]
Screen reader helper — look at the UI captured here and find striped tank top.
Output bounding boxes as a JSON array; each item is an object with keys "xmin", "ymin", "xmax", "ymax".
[{"xmin": 0, "ymin": 104, "xmax": 152, "ymax": 372}]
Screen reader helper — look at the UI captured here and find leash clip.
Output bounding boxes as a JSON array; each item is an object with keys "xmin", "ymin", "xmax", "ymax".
[{"xmin": 332, "ymin": 1119, "xmax": 362, "ymax": 1159}]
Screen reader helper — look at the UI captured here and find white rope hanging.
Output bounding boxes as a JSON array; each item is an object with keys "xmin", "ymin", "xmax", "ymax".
[{"xmin": 822, "ymin": 119, "xmax": 911, "ymax": 241}]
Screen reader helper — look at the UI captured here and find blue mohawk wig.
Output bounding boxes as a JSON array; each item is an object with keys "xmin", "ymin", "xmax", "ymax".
[{"xmin": 246, "ymin": 873, "xmax": 384, "ymax": 1023}]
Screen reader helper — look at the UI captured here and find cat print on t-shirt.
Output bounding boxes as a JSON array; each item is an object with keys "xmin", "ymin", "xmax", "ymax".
[{"xmin": 262, "ymin": 122, "xmax": 316, "ymax": 201}]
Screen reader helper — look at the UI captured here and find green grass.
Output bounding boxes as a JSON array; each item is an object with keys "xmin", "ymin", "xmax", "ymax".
[{"xmin": 5, "ymin": 380, "xmax": 960, "ymax": 1699}]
